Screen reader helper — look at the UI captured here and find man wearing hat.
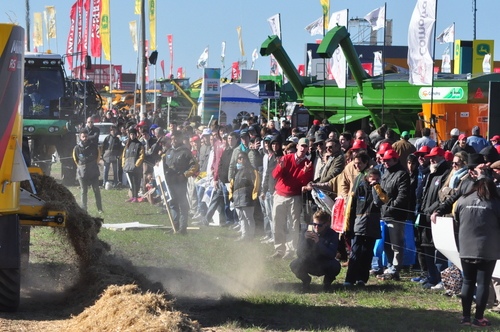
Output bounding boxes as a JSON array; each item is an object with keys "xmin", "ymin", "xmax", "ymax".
[
  {"xmin": 270, "ymin": 137, "xmax": 314, "ymax": 260},
  {"xmin": 280, "ymin": 119, "xmax": 292, "ymax": 142},
  {"xmin": 312, "ymin": 131, "xmax": 328, "ymax": 180},
  {"xmin": 229, "ymin": 129, "xmax": 252, "ymax": 181},
  {"xmin": 490, "ymin": 135, "xmax": 500, "ymax": 154},
  {"xmin": 467, "ymin": 125, "xmax": 488, "ymax": 153},
  {"xmin": 392, "ymin": 131, "xmax": 416, "ymax": 171},
  {"xmin": 338, "ymin": 140, "xmax": 375, "ymax": 198},
  {"xmin": 451, "ymin": 134, "xmax": 476, "ymax": 154},
  {"xmin": 416, "ymin": 147, "xmax": 451, "ymax": 289},
  {"xmin": 376, "ymin": 149, "xmax": 410, "ymax": 281},
  {"xmin": 443, "ymin": 128, "xmax": 460, "ymax": 151}
]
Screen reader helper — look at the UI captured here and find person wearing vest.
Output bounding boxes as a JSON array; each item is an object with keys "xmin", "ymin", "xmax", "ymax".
[
  {"xmin": 73, "ymin": 129, "xmax": 103, "ymax": 213},
  {"xmin": 122, "ymin": 128, "xmax": 145, "ymax": 203}
]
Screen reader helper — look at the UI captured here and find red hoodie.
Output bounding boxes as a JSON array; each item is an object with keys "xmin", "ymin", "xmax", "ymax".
[{"xmin": 272, "ymin": 153, "xmax": 314, "ymax": 197}]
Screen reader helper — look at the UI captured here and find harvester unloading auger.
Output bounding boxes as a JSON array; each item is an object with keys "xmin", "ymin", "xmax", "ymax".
[{"xmin": 0, "ymin": 23, "xmax": 67, "ymax": 312}]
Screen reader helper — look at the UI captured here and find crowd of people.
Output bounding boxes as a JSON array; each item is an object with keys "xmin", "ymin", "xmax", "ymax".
[{"xmin": 73, "ymin": 109, "xmax": 500, "ymax": 327}]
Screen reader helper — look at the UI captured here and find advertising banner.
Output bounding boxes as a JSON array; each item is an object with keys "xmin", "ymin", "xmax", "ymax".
[{"xmin": 199, "ymin": 68, "xmax": 221, "ymax": 123}]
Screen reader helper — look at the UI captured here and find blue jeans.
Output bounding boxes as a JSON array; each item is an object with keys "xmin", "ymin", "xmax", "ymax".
[
  {"xmin": 103, "ymin": 160, "xmax": 118, "ymax": 186},
  {"xmin": 263, "ymin": 191, "xmax": 274, "ymax": 238},
  {"xmin": 195, "ymin": 183, "xmax": 207, "ymax": 215}
]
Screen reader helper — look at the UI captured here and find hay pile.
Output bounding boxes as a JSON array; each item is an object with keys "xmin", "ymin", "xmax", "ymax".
[
  {"xmin": 21, "ymin": 174, "xmax": 200, "ymax": 331},
  {"xmin": 63, "ymin": 284, "xmax": 200, "ymax": 332}
]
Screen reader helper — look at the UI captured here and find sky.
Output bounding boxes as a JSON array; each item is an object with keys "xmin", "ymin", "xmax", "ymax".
[{"xmin": 2, "ymin": 0, "xmax": 500, "ymax": 81}]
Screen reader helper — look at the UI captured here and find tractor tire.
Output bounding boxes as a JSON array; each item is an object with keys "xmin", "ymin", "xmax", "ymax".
[{"xmin": 0, "ymin": 269, "xmax": 20, "ymax": 312}]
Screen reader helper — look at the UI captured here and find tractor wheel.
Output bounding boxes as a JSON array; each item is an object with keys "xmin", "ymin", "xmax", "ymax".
[{"xmin": 0, "ymin": 269, "xmax": 20, "ymax": 312}]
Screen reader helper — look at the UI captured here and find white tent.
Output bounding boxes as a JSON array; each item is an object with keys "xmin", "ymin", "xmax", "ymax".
[{"xmin": 219, "ymin": 83, "xmax": 262, "ymax": 125}]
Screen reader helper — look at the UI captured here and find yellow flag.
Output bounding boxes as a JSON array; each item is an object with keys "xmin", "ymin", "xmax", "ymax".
[
  {"xmin": 134, "ymin": 0, "xmax": 141, "ymax": 14},
  {"xmin": 320, "ymin": 0, "xmax": 329, "ymax": 28},
  {"xmin": 33, "ymin": 12, "xmax": 43, "ymax": 47},
  {"xmin": 149, "ymin": 0, "xmax": 156, "ymax": 50},
  {"xmin": 101, "ymin": 0, "xmax": 111, "ymax": 60},
  {"xmin": 236, "ymin": 26, "xmax": 245, "ymax": 56},
  {"xmin": 45, "ymin": 6, "xmax": 56, "ymax": 39}
]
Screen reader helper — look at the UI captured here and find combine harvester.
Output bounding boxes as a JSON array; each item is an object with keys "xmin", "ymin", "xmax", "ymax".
[
  {"xmin": 261, "ymin": 26, "xmax": 500, "ymax": 142},
  {"xmin": 0, "ymin": 23, "xmax": 67, "ymax": 312}
]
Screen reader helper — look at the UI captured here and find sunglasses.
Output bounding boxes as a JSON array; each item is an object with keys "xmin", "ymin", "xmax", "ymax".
[
  {"xmin": 452, "ymin": 161, "xmax": 461, "ymax": 165},
  {"xmin": 312, "ymin": 223, "xmax": 324, "ymax": 227},
  {"xmin": 326, "ymin": 146, "xmax": 334, "ymax": 149}
]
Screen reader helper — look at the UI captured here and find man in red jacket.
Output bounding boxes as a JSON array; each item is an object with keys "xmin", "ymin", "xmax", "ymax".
[{"xmin": 270, "ymin": 137, "xmax": 314, "ymax": 260}]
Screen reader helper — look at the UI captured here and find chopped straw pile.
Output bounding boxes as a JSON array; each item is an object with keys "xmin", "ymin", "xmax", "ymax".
[{"xmin": 21, "ymin": 174, "xmax": 200, "ymax": 331}]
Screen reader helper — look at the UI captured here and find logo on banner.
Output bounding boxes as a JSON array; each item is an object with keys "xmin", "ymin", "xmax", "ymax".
[{"xmin": 477, "ymin": 44, "xmax": 490, "ymax": 56}]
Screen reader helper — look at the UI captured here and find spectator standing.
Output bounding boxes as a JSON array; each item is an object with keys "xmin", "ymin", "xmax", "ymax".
[
  {"xmin": 443, "ymin": 128, "xmax": 460, "ymax": 151},
  {"xmin": 122, "ymin": 128, "xmax": 145, "ymax": 203},
  {"xmin": 84, "ymin": 117, "xmax": 100, "ymax": 146},
  {"xmin": 451, "ymin": 134, "xmax": 476, "ymax": 155},
  {"xmin": 270, "ymin": 138, "xmax": 314, "ymax": 259},
  {"xmin": 102, "ymin": 125, "xmax": 122, "ymax": 187},
  {"xmin": 467, "ymin": 125, "xmax": 489, "ymax": 153},
  {"xmin": 73, "ymin": 130, "xmax": 103, "ymax": 213},
  {"xmin": 392, "ymin": 131, "xmax": 416, "ymax": 170},
  {"xmin": 490, "ymin": 135, "xmax": 500, "ymax": 154},
  {"xmin": 414, "ymin": 128, "xmax": 436, "ymax": 151}
]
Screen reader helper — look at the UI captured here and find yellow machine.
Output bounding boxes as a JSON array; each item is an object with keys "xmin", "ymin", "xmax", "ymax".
[{"xmin": 0, "ymin": 23, "xmax": 66, "ymax": 312}]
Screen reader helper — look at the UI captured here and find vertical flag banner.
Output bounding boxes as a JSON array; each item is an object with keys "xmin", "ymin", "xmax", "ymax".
[
  {"xmin": 320, "ymin": 0, "xmax": 329, "ymax": 29},
  {"xmin": 329, "ymin": 9, "xmax": 348, "ymax": 88},
  {"xmin": 199, "ymin": 68, "xmax": 221, "ymax": 123},
  {"xmin": 305, "ymin": 17, "xmax": 324, "ymax": 36},
  {"xmin": 134, "ymin": 0, "xmax": 141, "ymax": 14},
  {"xmin": 197, "ymin": 46, "xmax": 209, "ymax": 68},
  {"xmin": 307, "ymin": 50, "xmax": 313, "ymax": 76},
  {"xmin": 267, "ymin": 14, "xmax": 281, "ymax": 38},
  {"xmin": 91, "ymin": 0, "xmax": 102, "ymax": 57},
  {"xmin": 270, "ymin": 54, "xmax": 279, "ymax": 76},
  {"xmin": 408, "ymin": 0, "xmax": 436, "ymax": 85},
  {"xmin": 436, "ymin": 23, "xmax": 455, "ymax": 44},
  {"xmin": 298, "ymin": 65, "xmax": 305, "ymax": 76},
  {"xmin": 364, "ymin": 6, "xmax": 385, "ymax": 31},
  {"xmin": 236, "ymin": 26, "xmax": 245, "ymax": 56},
  {"xmin": 33, "ymin": 13, "xmax": 43, "ymax": 47},
  {"xmin": 45, "ymin": 6, "xmax": 57, "ymax": 39},
  {"xmin": 373, "ymin": 51, "xmax": 383, "ymax": 75},
  {"xmin": 483, "ymin": 54, "xmax": 491, "ymax": 73},
  {"xmin": 167, "ymin": 34, "xmax": 173, "ymax": 77},
  {"xmin": 177, "ymin": 67, "xmax": 183, "ymax": 79},
  {"xmin": 441, "ymin": 47, "xmax": 451, "ymax": 73},
  {"xmin": 129, "ymin": 21, "xmax": 138, "ymax": 52},
  {"xmin": 149, "ymin": 0, "xmax": 156, "ymax": 50},
  {"xmin": 221, "ymin": 41, "xmax": 226, "ymax": 67},
  {"xmin": 231, "ymin": 62, "xmax": 240, "ymax": 80},
  {"xmin": 251, "ymin": 48, "xmax": 259, "ymax": 69},
  {"xmin": 160, "ymin": 60, "xmax": 165, "ymax": 78},
  {"xmin": 66, "ymin": 2, "xmax": 77, "ymax": 69},
  {"xmin": 101, "ymin": 0, "xmax": 111, "ymax": 61}
]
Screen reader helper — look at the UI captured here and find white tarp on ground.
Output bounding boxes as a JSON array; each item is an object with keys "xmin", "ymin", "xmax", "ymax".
[{"xmin": 205, "ymin": 83, "xmax": 262, "ymax": 125}]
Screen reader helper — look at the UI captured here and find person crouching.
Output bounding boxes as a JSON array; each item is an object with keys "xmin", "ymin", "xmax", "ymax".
[{"xmin": 289, "ymin": 210, "xmax": 341, "ymax": 292}]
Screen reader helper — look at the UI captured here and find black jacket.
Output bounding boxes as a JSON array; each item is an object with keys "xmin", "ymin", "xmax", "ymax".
[
  {"xmin": 218, "ymin": 146, "xmax": 233, "ymax": 183},
  {"xmin": 381, "ymin": 162, "xmax": 410, "ymax": 222},
  {"xmin": 297, "ymin": 227, "xmax": 339, "ymax": 262},
  {"xmin": 163, "ymin": 144, "xmax": 199, "ymax": 185},
  {"xmin": 122, "ymin": 139, "xmax": 144, "ymax": 173},
  {"xmin": 102, "ymin": 134, "xmax": 122, "ymax": 163},
  {"xmin": 229, "ymin": 166, "xmax": 259, "ymax": 208},
  {"xmin": 73, "ymin": 141, "xmax": 100, "ymax": 180}
]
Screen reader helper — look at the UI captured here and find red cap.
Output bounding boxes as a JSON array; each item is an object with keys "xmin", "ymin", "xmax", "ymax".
[
  {"xmin": 458, "ymin": 134, "xmax": 467, "ymax": 140},
  {"xmin": 414, "ymin": 145, "xmax": 431, "ymax": 155},
  {"xmin": 444, "ymin": 151, "xmax": 454, "ymax": 161},
  {"xmin": 377, "ymin": 142, "xmax": 393, "ymax": 155},
  {"xmin": 313, "ymin": 120, "xmax": 321, "ymax": 125},
  {"xmin": 381, "ymin": 149, "xmax": 400, "ymax": 160},
  {"xmin": 351, "ymin": 139, "xmax": 367, "ymax": 150},
  {"xmin": 490, "ymin": 135, "xmax": 500, "ymax": 141},
  {"xmin": 425, "ymin": 147, "xmax": 446, "ymax": 157},
  {"xmin": 137, "ymin": 121, "xmax": 147, "ymax": 126},
  {"xmin": 190, "ymin": 135, "xmax": 200, "ymax": 142}
]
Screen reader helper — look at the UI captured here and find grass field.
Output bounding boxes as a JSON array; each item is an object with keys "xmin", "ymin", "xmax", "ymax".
[{"xmin": 22, "ymin": 166, "xmax": 500, "ymax": 331}]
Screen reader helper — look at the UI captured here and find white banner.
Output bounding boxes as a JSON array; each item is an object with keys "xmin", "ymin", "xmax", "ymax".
[
  {"xmin": 305, "ymin": 16, "xmax": 323, "ymax": 36},
  {"xmin": 329, "ymin": 9, "xmax": 348, "ymax": 88},
  {"xmin": 441, "ymin": 53, "xmax": 451, "ymax": 73},
  {"xmin": 267, "ymin": 13, "xmax": 281, "ymax": 38},
  {"xmin": 408, "ymin": 0, "xmax": 436, "ymax": 86},
  {"xmin": 483, "ymin": 54, "xmax": 491, "ymax": 73},
  {"xmin": 197, "ymin": 46, "xmax": 209, "ymax": 69},
  {"xmin": 364, "ymin": 6, "xmax": 385, "ymax": 31},
  {"xmin": 436, "ymin": 23, "xmax": 455, "ymax": 44},
  {"xmin": 373, "ymin": 51, "xmax": 383, "ymax": 76}
]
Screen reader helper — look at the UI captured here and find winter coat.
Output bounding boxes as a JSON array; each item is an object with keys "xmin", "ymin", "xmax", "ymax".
[
  {"xmin": 348, "ymin": 179, "xmax": 388, "ymax": 239},
  {"xmin": 73, "ymin": 141, "xmax": 100, "ymax": 180},
  {"xmin": 272, "ymin": 153, "xmax": 314, "ymax": 197},
  {"xmin": 454, "ymin": 191, "xmax": 500, "ymax": 261},
  {"xmin": 218, "ymin": 146, "xmax": 233, "ymax": 184},
  {"xmin": 163, "ymin": 144, "xmax": 199, "ymax": 185},
  {"xmin": 228, "ymin": 166, "xmax": 259, "ymax": 208},
  {"xmin": 380, "ymin": 162, "xmax": 410, "ymax": 222},
  {"xmin": 317, "ymin": 150, "xmax": 345, "ymax": 183},
  {"xmin": 102, "ymin": 134, "xmax": 122, "ymax": 163},
  {"xmin": 122, "ymin": 139, "xmax": 145, "ymax": 173},
  {"xmin": 435, "ymin": 176, "xmax": 476, "ymax": 216},
  {"xmin": 261, "ymin": 151, "xmax": 283, "ymax": 194},
  {"xmin": 296, "ymin": 227, "xmax": 338, "ymax": 261}
]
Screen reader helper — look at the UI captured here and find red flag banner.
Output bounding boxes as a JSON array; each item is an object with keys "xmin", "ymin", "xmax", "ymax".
[
  {"xmin": 231, "ymin": 62, "xmax": 240, "ymax": 80},
  {"xmin": 167, "ymin": 34, "xmax": 173, "ymax": 78},
  {"xmin": 66, "ymin": 1, "xmax": 78, "ymax": 70},
  {"xmin": 160, "ymin": 60, "xmax": 165, "ymax": 78},
  {"xmin": 90, "ymin": 0, "xmax": 102, "ymax": 57},
  {"xmin": 298, "ymin": 65, "xmax": 305, "ymax": 76},
  {"xmin": 177, "ymin": 67, "xmax": 183, "ymax": 79}
]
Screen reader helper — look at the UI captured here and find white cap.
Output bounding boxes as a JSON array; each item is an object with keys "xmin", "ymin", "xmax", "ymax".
[
  {"xmin": 450, "ymin": 128, "xmax": 460, "ymax": 136},
  {"xmin": 202, "ymin": 128, "xmax": 212, "ymax": 136}
]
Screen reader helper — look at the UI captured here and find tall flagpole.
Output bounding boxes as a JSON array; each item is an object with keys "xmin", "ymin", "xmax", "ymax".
[
  {"xmin": 343, "ymin": 10, "xmax": 350, "ymax": 132},
  {"xmin": 381, "ymin": 2, "xmax": 387, "ymax": 124},
  {"xmin": 140, "ymin": 0, "xmax": 146, "ymax": 114},
  {"xmin": 430, "ymin": 0, "xmax": 438, "ymax": 141}
]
